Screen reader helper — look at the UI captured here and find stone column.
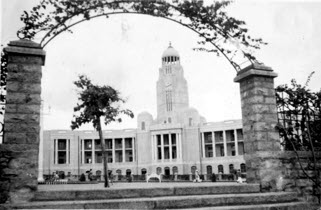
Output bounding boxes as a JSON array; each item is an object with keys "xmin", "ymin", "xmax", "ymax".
[
  {"xmin": 223, "ymin": 130, "xmax": 227, "ymax": 157},
  {"xmin": 234, "ymin": 129, "xmax": 239, "ymax": 156},
  {"xmin": 201, "ymin": 132, "xmax": 205, "ymax": 158},
  {"xmin": 212, "ymin": 131, "xmax": 216, "ymax": 157},
  {"xmin": 132, "ymin": 138, "xmax": 135, "ymax": 162},
  {"xmin": 151, "ymin": 135, "xmax": 155, "ymax": 161},
  {"xmin": 81, "ymin": 139, "xmax": 85, "ymax": 164},
  {"xmin": 0, "ymin": 40, "xmax": 45, "ymax": 204},
  {"xmin": 234, "ymin": 63, "xmax": 282, "ymax": 191},
  {"xmin": 179, "ymin": 133, "xmax": 182, "ymax": 159},
  {"xmin": 112, "ymin": 139, "xmax": 115, "ymax": 163},
  {"xmin": 92, "ymin": 139, "xmax": 95, "ymax": 164},
  {"xmin": 54, "ymin": 139, "xmax": 58, "ymax": 164},
  {"xmin": 161, "ymin": 134, "xmax": 164, "ymax": 162}
]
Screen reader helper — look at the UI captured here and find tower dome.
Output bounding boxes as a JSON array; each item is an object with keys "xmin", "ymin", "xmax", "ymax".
[{"xmin": 162, "ymin": 43, "xmax": 180, "ymax": 64}]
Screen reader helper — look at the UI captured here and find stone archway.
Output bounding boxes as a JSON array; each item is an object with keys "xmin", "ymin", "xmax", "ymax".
[{"xmin": 0, "ymin": 0, "xmax": 281, "ymax": 204}]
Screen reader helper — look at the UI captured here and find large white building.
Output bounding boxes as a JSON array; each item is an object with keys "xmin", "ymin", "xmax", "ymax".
[{"xmin": 42, "ymin": 44, "xmax": 246, "ymax": 179}]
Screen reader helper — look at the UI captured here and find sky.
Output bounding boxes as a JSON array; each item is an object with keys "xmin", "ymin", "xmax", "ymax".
[{"xmin": 1, "ymin": 0, "xmax": 321, "ymax": 131}]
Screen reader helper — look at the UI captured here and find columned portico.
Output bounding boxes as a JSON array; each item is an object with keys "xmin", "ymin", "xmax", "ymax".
[{"xmin": 151, "ymin": 130, "xmax": 182, "ymax": 162}]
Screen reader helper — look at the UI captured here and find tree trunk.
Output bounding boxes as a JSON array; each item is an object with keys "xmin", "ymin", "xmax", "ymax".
[{"xmin": 97, "ymin": 118, "xmax": 109, "ymax": 188}]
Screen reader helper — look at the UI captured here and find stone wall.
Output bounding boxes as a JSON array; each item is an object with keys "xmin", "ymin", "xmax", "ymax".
[
  {"xmin": 0, "ymin": 40, "xmax": 45, "ymax": 204},
  {"xmin": 279, "ymin": 151, "xmax": 321, "ymax": 203}
]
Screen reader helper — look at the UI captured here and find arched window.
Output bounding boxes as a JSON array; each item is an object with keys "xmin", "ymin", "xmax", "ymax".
[
  {"xmin": 229, "ymin": 164, "xmax": 234, "ymax": 174},
  {"xmin": 164, "ymin": 167, "xmax": 170, "ymax": 176},
  {"xmin": 126, "ymin": 169, "xmax": 131, "ymax": 176},
  {"xmin": 116, "ymin": 169, "xmax": 122, "ymax": 175},
  {"xmin": 156, "ymin": 167, "xmax": 162, "ymax": 175},
  {"xmin": 218, "ymin": 165, "xmax": 224, "ymax": 174},
  {"xmin": 141, "ymin": 168, "xmax": 147, "ymax": 175},
  {"xmin": 172, "ymin": 166, "xmax": 178, "ymax": 174},
  {"xmin": 240, "ymin": 163, "xmax": 246, "ymax": 173},
  {"xmin": 206, "ymin": 165, "xmax": 212, "ymax": 174},
  {"xmin": 191, "ymin": 166, "xmax": 197, "ymax": 174}
]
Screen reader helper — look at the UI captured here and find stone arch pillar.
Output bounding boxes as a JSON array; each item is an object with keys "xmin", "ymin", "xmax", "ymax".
[
  {"xmin": 234, "ymin": 63, "xmax": 283, "ymax": 191},
  {"xmin": 0, "ymin": 40, "xmax": 45, "ymax": 203}
]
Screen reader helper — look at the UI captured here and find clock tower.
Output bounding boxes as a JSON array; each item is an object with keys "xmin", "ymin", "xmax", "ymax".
[{"xmin": 156, "ymin": 43, "xmax": 189, "ymax": 124}]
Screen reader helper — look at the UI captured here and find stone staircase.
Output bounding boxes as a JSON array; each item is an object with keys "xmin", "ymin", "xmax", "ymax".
[{"xmin": 5, "ymin": 183, "xmax": 313, "ymax": 209}]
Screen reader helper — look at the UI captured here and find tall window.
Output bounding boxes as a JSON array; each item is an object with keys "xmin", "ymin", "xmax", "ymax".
[
  {"xmin": 171, "ymin": 134, "xmax": 177, "ymax": 159},
  {"xmin": 163, "ymin": 134, "xmax": 170, "ymax": 159},
  {"xmin": 105, "ymin": 139, "xmax": 113, "ymax": 163},
  {"xmin": 165, "ymin": 90, "xmax": 172, "ymax": 111},
  {"xmin": 115, "ymin": 138, "xmax": 123, "ymax": 162},
  {"xmin": 204, "ymin": 132, "xmax": 213, "ymax": 157},
  {"xmin": 57, "ymin": 139, "xmax": 68, "ymax": 164},
  {"xmin": 157, "ymin": 135, "xmax": 162, "ymax": 160},
  {"xmin": 95, "ymin": 139, "xmax": 102, "ymax": 163},
  {"xmin": 84, "ymin": 139, "xmax": 92, "ymax": 164},
  {"xmin": 125, "ymin": 138, "xmax": 133, "ymax": 162},
  {"xmin": 141, "ymin": 122, "xmax": 145, "ymax": 130},
  {"xmin": 218, "ymin": 165, "xmax": 224, "ymax": 174}
]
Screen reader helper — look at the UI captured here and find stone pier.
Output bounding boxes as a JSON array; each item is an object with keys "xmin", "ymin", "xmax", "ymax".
[
  {"xmin": 234, "ymin": 63, "xmax": 283, "ymax": 191},
  {"xmin": 0, "ymin": 40, "xmax": 45, "ymax": 203}
]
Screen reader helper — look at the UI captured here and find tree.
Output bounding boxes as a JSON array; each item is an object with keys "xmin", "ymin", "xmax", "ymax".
[{"xmin": 71, "ymin": 75, "xmax": 134, "ymax": 187}]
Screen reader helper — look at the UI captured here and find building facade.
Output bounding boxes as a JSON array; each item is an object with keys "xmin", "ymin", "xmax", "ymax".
[{"xmin": 42, "ymin": 44, "xmax": 246, "ymax": 178}]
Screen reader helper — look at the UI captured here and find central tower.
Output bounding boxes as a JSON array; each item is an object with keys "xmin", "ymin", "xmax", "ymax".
[{"xmin": 156, "ymin": 43, "xmax": 189, "ymax": 124}]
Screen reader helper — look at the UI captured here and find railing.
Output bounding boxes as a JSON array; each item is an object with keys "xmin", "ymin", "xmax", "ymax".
[
  {"xmin": 40, "ymin": 173, "xmax": 247, "ymax": 184},
  {"xmin": 276, "ymin": 87, "xmax": 321, "ymax": 151}
]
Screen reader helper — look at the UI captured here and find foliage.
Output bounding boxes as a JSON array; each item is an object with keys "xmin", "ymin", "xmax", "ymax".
[
  {"xmin": 71, "ymin": 75, "xmax": 133, "ymax": 130},
  {"xmin": 17, "ymin": 0, "xmax": 267, "ymax": 71},
  {"xmin": 276, "ymin": 74, "xmax": 321, "ymax": 203},
  {"xmin": 276, "ymin": 75, "xmax": 321, "ymax": 151},
  {"xmin": 71, "ymin": 74, "xmax": 133, "ymax": 187}
]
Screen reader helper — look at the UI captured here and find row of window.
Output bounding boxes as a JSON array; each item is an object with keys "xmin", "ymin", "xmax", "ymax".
[
  {"xmin": 156, "ymin": 134, "xmax": 177, "ymax": 160},
  {"xmin": 53, "ymin": 138, "xmax": 134, "ymax": 165},
  {"xmin": 213, "ymin": 163, "xmax": 246, "ymax": 174},
  {"xmin": 203, "ymin": 129, "xmax": 243, "ymax": 143},
  {"xmin": 204, "ymin": 143, "xmax": 245, "ymax": 157},
  {"xmin": 165, "ymin": 66, "xmax": 172, "ymax": 74},
  {"xmin": 162, "ymin": 56, "xmax": 179, "ymax": 63}
]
